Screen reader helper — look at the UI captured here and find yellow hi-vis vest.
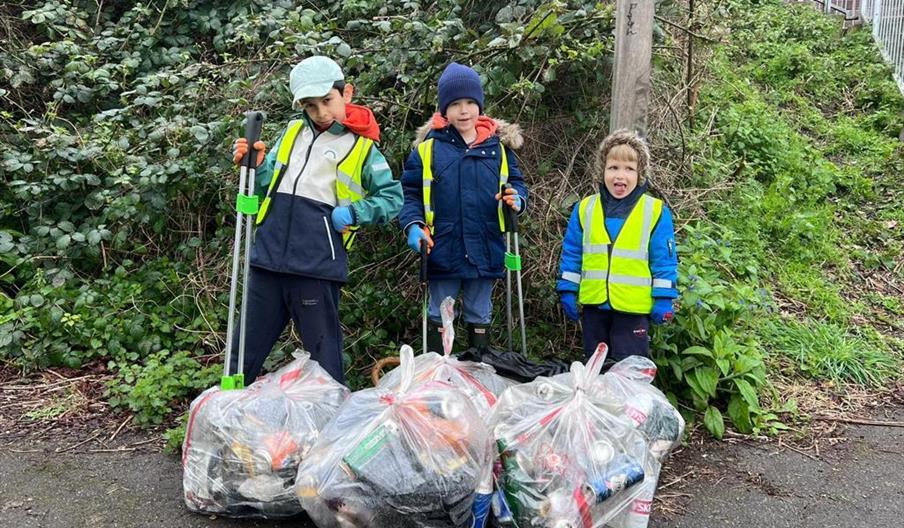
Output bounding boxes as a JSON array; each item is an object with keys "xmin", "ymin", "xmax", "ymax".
[
  {"xmin": 255, "ymin": 119, "xmax": 373, "ymax": 250},
  {"xmin": 417, "ymin": 138, "xmax": 510, "ymax": 232},
  {"xmin": 577, "ymin": 193, "xmax": 663, "ymax": 313}
]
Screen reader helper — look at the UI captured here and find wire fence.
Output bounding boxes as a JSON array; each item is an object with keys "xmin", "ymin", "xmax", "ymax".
[{"xmin": 860, "ymin": 1, "xmax": 904, "ymax": 92}]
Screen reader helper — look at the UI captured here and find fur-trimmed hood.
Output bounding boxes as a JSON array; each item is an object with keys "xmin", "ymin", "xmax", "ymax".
[{"xmin": 413, "ymin": 116, "xmax": 524, "ymax": 149}]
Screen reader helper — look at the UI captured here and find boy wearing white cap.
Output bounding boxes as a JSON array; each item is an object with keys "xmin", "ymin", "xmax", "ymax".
[{"xmin": 230, "ymin": 56, "xmax": 402, "ymax": 384}]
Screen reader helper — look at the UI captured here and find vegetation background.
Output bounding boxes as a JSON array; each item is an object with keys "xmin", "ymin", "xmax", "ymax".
[{"xmin": 2, "ymin": 0, "xmax": 902, "ymax": 445}]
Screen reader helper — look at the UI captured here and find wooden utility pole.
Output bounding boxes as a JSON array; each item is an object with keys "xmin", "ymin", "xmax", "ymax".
[{"xmin": 610, "ymin": 0, "xmax": 655, "ymax": 135}]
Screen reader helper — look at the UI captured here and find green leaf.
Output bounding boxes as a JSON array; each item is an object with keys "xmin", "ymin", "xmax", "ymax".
[
  {"xmin": 704, "ymin": 406, "xmax": 725, "ymax": 439},
  {"xmin": 683, "ymin": 345, "xmax": 713, "ymax": 358},
  {"xmin": 733, "ymin": 353, "xmax": 762, "ymax": 374},
  {"xmin": 668, "ymin": 358, "xmax": 684, "ymax": 381},
  {"xmin": 190, "ymin": 125, "xmax": 209, "ymax": 143},
  {"xmin": 734, "ymin": 378, "xmax": 759, "ymax": 409},
  {"xmin": 692, "ymin": 366, "xmax": 719, "ymax": 398},
  {"xmin": 29, "ymin": 294, "xmax": 45, "ymax": 307},
  {"xmin": 727, "ymin": 393, "xmax": 753, "ymax": 433},
  {"xmin": 56, "ymin": 234, "xmax": 71, "ymax": 249},
  {"xmin": 693, "ymin": 314, "xmax": 707, "ymax": 339},
  {"xmin": 716, "ymin": 358, "xmax": 731, "ymax": 376},
  {"xmin": 685, "ymin": 372, "xmax": 706, "ymax": 401}
]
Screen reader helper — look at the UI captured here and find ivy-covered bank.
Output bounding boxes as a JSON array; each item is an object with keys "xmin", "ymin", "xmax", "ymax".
[{"xmin": 1, "ymin": 1, "xmax": 902, "ymax": 440}]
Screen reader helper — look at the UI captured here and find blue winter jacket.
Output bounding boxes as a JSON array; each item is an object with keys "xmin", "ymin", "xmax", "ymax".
[
  {"xmin": 398, "ymin": 120, "xmax": 528, "ymax": 280},
  {"xmin": 557, "ymin": 184, "xmax": 679, "ymax": 309}
]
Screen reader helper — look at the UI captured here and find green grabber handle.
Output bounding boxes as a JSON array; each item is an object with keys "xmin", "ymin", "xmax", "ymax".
[{"xmin": 222, "ymin": 111, "xmax": 264, "ymax": 390}]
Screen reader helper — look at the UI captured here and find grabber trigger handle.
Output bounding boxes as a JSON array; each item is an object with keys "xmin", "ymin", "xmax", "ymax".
[
  {"xmin": 501, "ymin": 182, "xmax": 519, "ymax": 233},
  {"xmin": 242, "ymin": 111, "xmax": 264, "ymax": 170},
  {"xmin": 419, "ymin": 238, "xmax": 428, "ymax": 284}
]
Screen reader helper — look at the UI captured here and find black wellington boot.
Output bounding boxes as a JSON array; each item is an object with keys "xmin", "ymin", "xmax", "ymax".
[{"xmin": 426, "ymin": 319, "xmax": 444, "ymax": 354}]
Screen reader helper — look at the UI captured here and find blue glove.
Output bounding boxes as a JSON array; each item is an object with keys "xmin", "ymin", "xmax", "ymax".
[
  {"xmin": 560, "ymin": 292, "xmax": 580, "ymax": 321},
  {"xmin": 651, "ymin": 298, "xmax": 675, "ymax": 324},
  {"xmin": 330, "ymin": 206, "xmax": 354, "ymax": 232},
  {"xmin": 511, "ymin": 194, "xmax": 523, "ymax": 213},
  {"xmin": 406, "ymin": 224, "xmax": 432, "ymax": 253},
  {"xmin": 497, "ymin": 188, "xmax": 523, "ymax": 213}
]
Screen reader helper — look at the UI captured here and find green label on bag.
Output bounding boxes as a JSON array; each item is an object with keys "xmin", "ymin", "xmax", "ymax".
[
  {"xmin": 236, "ymin": 193, "xmax": 259, "ymax": 214},
  {"xmin": 505, "ymin": 252, "xmax": 521, "ymax": 271},
  {"xmin": 342, "ymin": 424, "xmax": 390, "ymax": 476}
]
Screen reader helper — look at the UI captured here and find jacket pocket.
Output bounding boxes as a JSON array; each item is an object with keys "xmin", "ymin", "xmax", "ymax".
[
  {"xmin": 428, "ymin": 222, "xmax": 458, "ymax": 273},
  {"xmin": 322, "ymin": 216, "xmax": 336, "ymax": 260},
  {"xmin": 484, "ymin": 220, "xmax": 505, "ymax": 270}
]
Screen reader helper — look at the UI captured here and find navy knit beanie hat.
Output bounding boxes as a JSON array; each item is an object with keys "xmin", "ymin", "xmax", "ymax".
[{"xmin": 438, "ymin": 62, "xmax": 484, "ymax": 115}]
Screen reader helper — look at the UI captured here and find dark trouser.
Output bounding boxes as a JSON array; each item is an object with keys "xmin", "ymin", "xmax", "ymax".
[
  {"xmin": 581, "ymin": 308, "xmax": 650, "ymax": 363},
  {"xmin": 228, "ymin": 266, "xmax": 344, "ymax": 384}
]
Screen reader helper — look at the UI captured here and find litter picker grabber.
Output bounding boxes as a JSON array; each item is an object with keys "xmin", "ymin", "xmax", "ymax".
[
  {"xmin": 420, "ymin": 240, "xmax": 428, "ymax": 355},
  {"xmin": 222, "ymin": 111, "xmax": 264, "ymax": 390},
  {"xmin": 502, "ymin": 183, "xmax": 527, "ymax": 356}
]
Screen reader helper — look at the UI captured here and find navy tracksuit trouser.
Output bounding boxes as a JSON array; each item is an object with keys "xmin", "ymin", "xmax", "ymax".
[
  {"xmin": 228, "ymin": 266, "xmax": 344, "ymax": 384},
  {"xmin": 581, "ymin": 308, "xmax": 650, "ymax": 364}
]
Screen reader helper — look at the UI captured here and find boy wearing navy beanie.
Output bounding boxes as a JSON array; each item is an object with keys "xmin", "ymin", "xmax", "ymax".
[{"xmin": 398, "ymin": 62, "xmax": 529, "ymax": 355}]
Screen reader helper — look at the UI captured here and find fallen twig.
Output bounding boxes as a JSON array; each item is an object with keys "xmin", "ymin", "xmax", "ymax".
[
  {"xmin": 127, "ymin": 438, "xmax": 158, "ymax": 447},
  {"xmin": 109, "ymin": 414, "xmax": 133, "ymax": 442},
  {"xmin": 55, "ymin": 430, "xmax": 103, "ymax": 453},
  {"xmin": 814, "ymin": 416, "xmax": 904, "ymax": 428},
  {"xmin": 87, "ymin": 447, "xmax": 139, "ymax": 453},
  {"xmin": 658, "ymin": 470, "xmax": 695, "ymax": 490},
  {"xmin": 780, "ymin": 442, "xmax": 825, "ymax": 463}
]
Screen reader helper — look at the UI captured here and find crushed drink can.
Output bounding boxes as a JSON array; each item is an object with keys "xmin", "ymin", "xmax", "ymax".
[{"xmin": 582, "ymin": 456, "xmax": 645, "ymax": 505}]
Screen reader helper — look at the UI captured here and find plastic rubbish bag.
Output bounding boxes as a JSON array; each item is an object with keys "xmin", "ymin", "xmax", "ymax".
[
  {"xmin": 488, "ymin": 343, "xmax": 655, "ymax": 528},
  {"xmin": 379, "ymin": 297, "xmax": 515, "ymax": 418},
  {"xmin": 182, "ymin": 351, "xmax": 350, "ymax": 518},
  {"xmin": 296, "ymin": 344, "xmax": 493, "ymax": 528},
  {"xmin": 598, "ymin": 356, "xmax": 685, "ymax": 463},
  {"xmin": 598, "ymin": 356, "xmax": 685, "ymax": 528}
]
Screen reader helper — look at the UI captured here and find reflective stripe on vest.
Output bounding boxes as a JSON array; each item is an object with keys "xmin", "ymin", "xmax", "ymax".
[
  {"xmin": 419, "ymin": 138, "xmax": 509, "ymax": 232},
  {"xmin": 255, "ymin": 119, "xmax": 373, "ymax": 250},
  {"xmin": 577, "ymin": 193, "xmax": 663, "ymax": 313}
]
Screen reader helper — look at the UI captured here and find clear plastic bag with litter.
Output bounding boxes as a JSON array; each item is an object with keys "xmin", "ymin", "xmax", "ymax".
[
  {"xmin": 488, "ymin": 343, "xmax": 656, "ymax": 528},
  {"xmin": 296, "ymin": 344, "xmax": 494, "ymax": 528},
  {"xmin": 598, "ymin": 356, "xmax": 685, "ymax": 528},
  {"xmin": 182, "ymin": 351, "xmax": 349, "ymax": 518}
]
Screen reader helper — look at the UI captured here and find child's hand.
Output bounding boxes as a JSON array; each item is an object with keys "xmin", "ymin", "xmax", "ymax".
[
  {"xmin": 331, "ymin": 206, "xmax": 354, "ymax": 233},
  {"xmin": 406, "ymin": 225, "xmax": 434, "ymax": 254},
  {"xmin": 651, "ymin": 298, "xmax": 675, "ymax": 324},
  {"xmin": 495, "ymin": 187, "xmax": 522, "ymax": 212},
  {"xmin": 232, "ymin": 138, "xmax": 266, "ymax": 167},
  {"xmin": 560, "ymin": 292, "xmax": 580, "ymax": 321}
]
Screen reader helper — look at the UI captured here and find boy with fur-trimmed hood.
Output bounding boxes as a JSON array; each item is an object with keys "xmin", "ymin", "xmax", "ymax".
[
  {"xmin": 557, "ymin": 129, "xmax": 678, "ymax": 362},
  {"xmin": 398, "ymin": 62, "xmax": 528, "ymax": 353}
]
